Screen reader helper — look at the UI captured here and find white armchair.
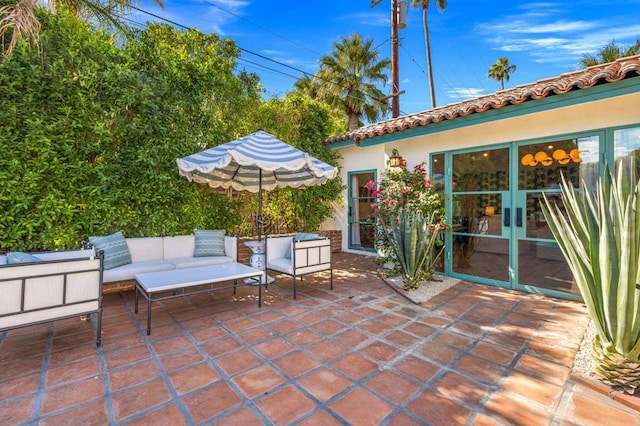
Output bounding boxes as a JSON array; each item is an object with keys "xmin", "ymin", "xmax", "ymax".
[{"xmin": 265, "ymin": 236, "xmax": 333, "ymax": 299}]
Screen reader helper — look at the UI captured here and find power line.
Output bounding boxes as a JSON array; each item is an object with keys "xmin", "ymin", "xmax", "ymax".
[
  {"xmin": 128, "ymin": 5, "xmax": 314, "ymax": 79},
  {"xmin": 125, "ymin": 5, "xmax": 392, "ymax": 122},
  {"xmin": 200, "ymin": 0, "xmax": 324, "ymax": 57}
]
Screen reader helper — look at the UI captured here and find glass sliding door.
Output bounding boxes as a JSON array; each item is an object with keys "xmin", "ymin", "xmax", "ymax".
[{"xmin": 348, "ymin": 170, "xmax": 376, "ymax": 251}]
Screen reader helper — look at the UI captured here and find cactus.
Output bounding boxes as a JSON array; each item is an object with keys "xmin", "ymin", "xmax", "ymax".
[
  {"xmin": 541, "ymin": 165, "xmax": 640, "ymax": 394},
  {"xmin": 381, "ymin": 209, "xmax": 443, "ymax": 290}
]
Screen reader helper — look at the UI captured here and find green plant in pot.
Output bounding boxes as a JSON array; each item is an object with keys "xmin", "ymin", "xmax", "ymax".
[{"xmin": 541, "ymin": 166, "xmax": 640, "ymax": 394}]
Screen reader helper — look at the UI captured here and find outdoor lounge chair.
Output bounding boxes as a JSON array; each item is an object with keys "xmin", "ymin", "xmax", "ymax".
[{"xmin": 265, "ymin": 235, "xmax": 333, "ymax": 299}]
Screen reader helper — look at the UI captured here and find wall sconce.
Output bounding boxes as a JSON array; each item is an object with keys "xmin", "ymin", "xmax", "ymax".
[{"xmin": 389, "ymin": 149, "xmax": 404, "ymax": 168}]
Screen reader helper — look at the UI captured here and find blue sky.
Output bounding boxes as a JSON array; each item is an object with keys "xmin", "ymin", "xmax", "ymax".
[{"xmin": 133, "ymin": 0, "xmax": 640, "ymax": 116}]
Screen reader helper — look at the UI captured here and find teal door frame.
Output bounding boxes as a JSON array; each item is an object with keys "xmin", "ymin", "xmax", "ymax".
[
  {"xmin": 435, "ymin": 129, "xmax": 612, "ymax": 301},
  {"xmin": 347, "ymin": 170, "xmax": 377, "ymax": 252}
]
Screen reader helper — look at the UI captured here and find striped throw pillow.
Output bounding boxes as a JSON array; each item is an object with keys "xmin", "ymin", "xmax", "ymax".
[
  {"xmin": 89, "ymin": 231, "xmax": 132, "ymax": 270},
  {"xmin": 194, "ymin": 229, "xmax": 226, "ymax": 257}
]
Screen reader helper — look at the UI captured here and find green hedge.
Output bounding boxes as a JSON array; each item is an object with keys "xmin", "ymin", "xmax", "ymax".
[{"xmin": 0, "ymin": 10, "xmax": 342, "ymax": 251}]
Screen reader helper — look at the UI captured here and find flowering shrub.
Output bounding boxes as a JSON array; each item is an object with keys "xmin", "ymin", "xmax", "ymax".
[{"xmin": 369, "ymin": 163, "xmax": 447, "ymax": 289}]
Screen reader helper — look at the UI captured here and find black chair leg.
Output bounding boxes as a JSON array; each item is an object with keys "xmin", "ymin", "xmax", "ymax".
[
  {"xmin": 330, "ymin": 268, "xmax": 333, "ymax": 290},
  {"xmin": 293, "ymin": 275, "xmax": 297, "ymax": 300}
]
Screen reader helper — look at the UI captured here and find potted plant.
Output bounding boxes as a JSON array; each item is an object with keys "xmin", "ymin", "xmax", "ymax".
[{"xmin": 541, "ymin": 165, "xmax": 640, "ymax": 394}]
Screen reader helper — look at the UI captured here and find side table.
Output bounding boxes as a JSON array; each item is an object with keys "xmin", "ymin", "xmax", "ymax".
[{"xmin": 243, "ymin": 240, "xmax": 274, "ymax": 284}]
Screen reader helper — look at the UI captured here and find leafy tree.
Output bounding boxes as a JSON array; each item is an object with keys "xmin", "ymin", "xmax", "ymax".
[
  {"xmin": 487, "ymin": 57, "xmax": 516, "ymax": 91},
  {"xmin": 239, "ymin": 93, "xmax": 345, "ymax": 236},
  {"xmin": 0, "ymin": 0, "xmax": 164, "ymax": 58},
  {"xmin": 579, "ymin": 38, "xmax": 640, "ymax": 68},
  {"xmin": 410, "ymin": 0, "xmax": 447, "ymax": 109},
  {"xmin": 0, "ymin": 10, "xmax": 343, "ymax": 251},
  {"xmin": 298, "ymin": 33, "xmax": 391, "ymax": 131},
  {"xmin": 0, "ymin": 11, "xmax": 256, "ymax": 250}
]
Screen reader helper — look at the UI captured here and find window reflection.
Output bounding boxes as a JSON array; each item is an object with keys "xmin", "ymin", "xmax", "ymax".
[
  {"xmin": 518, "ymin": 137, "xmax": 599, "ymax": 190},
  {"xmin": 453, "ymin": 149, "xmax": 509, "ymax": 192},
  {"xmin": 614, "ymin": 127, "xmax": 640, "ymax": 180}
]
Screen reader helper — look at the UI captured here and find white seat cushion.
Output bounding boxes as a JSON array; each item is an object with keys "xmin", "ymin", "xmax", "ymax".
[
  {"xmin": 103, "ymin": 260, "xmax": 174, "ymax": 283},
  {"xmin": 169, "ymin": 256, "xmax": 235, "ymax": 269},
  {"xmin": 267, "ymin": 258, "xmax": 294, "ymax": 275}
]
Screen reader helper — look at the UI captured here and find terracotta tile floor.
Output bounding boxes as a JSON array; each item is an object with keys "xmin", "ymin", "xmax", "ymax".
[{"xmin": 1, "ymin": 253, "xmax": 638, "ymax": 425}]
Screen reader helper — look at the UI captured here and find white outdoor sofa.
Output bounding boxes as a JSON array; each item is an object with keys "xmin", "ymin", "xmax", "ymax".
[
  {"xmin": 90, "ymin": 234, "xmax": 238, "ymax": 286},
  {"xmin": 265, "ymin": 235, "xmax": 333, "ymax": 299},
  {"xmin": 0, "ymin": 250, "xmax": 105, "ymax": 346}
]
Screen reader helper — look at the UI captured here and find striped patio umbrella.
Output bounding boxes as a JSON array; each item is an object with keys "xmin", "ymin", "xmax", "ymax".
[{"xmin": 177, "ymin": 130, "xmax": 338, "ymax": 240}]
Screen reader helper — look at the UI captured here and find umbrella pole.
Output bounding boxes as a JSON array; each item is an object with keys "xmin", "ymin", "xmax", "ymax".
[{"xmin": 257, "ymin": 169, "xmax": 263, "ymax": 242}]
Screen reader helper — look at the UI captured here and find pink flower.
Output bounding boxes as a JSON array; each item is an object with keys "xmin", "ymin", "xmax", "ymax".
[
  {"xmin": 394, "ymin": 218, "xmax": 400, "ymax": 226},
  {"xmin": 425, "ymin": 178, "xmax": 431, "ymax": 188},
  {"xmin": 429, "ymin": 225, "xmax": 435, "ymax": 233},
  {"xmin": 365, "ymin": 180, "xmax": 375, "ymax": 191}
]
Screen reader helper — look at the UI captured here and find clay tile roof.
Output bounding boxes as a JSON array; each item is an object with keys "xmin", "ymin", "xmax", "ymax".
[{"xmin": 323, "ymin": 55, "xmax": 640, "ymax": 146}]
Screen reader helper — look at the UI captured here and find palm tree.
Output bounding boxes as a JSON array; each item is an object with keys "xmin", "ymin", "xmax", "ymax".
[
  {"xmin": 579, "ymin": 38, "xmax": 640, "ymax": 68},
  {"xmin": 308, "ymin": 33, "xmax": 391, "ymax": 131},
  {"xmin": 487, "ymin": 57, "xmax": 516, "ymax": 91},
  {"xmin": 410, "ymin": 0, "xmax": 447, "ymax": 109},
  {"xmin": 0, "ymin": 0, "xmax": 164, "ymax": 58}
]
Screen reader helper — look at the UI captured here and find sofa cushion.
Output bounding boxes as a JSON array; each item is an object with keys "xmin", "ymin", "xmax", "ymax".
[
  {"xmin": 7, "ymin": 252, "xmax": 42, "ymax": 264},
  {"xmin": 267, "ymin": 258, "xmax": 294, "ymax": 275},
  {"xmin": 0, "ymin": 255, "xmax": 7, "ymax": 265},
  {"xmin": 35, "ymin": 250, "xmax": 92, "ymax": 262},
  {"xmin": 102, "ymin": 259, "xmax": 174, "ymax": 283},
  {"xmin": 90, "ymin": 232, "xmax": 132, "ymax": 270},
  {"xmin": 126, "ymin": 237, "xmax": 164, "ymax": 263},
  {"xmin": 194, "ymin": 229, "xmax": 226, "ymax": 257},
  {"xmin": 163, "ymin": 236, "xmax": 195, "ymax": 259},
  {"xmin": 169, "ymin": 256, "xmax": 235, "ymax": 269}
]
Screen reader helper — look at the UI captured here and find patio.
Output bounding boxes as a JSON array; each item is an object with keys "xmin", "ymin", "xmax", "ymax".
[{"xmin": 1, "ymin": 253, "xmax": 638, "ymax": 425}]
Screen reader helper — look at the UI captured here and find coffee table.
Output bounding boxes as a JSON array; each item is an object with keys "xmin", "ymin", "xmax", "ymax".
[{"xmin": 134, "ymin": 263, "xmax": 264, "ymax": 335}]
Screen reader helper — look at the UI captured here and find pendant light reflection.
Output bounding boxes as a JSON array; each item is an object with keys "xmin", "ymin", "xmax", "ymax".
[{"xmin": 521, "ymin": 148, "xmax": 580, "ymax": 167}]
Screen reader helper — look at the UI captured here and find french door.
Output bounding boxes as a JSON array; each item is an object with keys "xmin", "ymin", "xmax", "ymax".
[
  {"xmin": 348, "ymin": 170, "xmax": 376, "ymax": 252},
  {"xmin": 441, "ymin": 137, "xmax": 601, "ymax": 299},
  {"xmin": 512, "ymin": 137, "xmax": 599, "ymax": 297}
]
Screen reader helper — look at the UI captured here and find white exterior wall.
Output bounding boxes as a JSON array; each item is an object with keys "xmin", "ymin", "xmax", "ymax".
[{"xmin": 323, "ymin": 90, "xmax": 640, "ymax": 254}]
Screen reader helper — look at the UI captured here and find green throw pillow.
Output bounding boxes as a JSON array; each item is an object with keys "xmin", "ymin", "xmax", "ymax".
[
  {"xmin": 7, "ymin": 252, "xmax": 43, "ymax": 264},
  {"xmin": 89, "ymin": 231, "xmax": 132, "ymax": 270},
  {"xmin": 194, "ymin": 229, "xmax": 226, "ymax": 257}
]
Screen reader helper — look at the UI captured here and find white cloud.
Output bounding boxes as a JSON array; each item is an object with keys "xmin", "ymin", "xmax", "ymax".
[
  {"xmin": 476, "ymin": 3, "xmax": 640, "ymax": 67},
  {"xmin": 444, "ymin": 87, "xmax": 487, "ymax": 101},
  {"xmin": 337, "ymin": 11, "xmax": 389, "ymax": 27}
]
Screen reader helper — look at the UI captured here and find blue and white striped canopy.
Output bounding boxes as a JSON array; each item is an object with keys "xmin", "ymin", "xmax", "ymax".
[{"xmin": 177, "ymin": 130, "xmax": 338, "ymax": 193}]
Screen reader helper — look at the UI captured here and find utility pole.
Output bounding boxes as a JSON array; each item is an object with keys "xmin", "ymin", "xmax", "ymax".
[{"xmin": 371, "ymin": 0, "xmax": 405, "ymax": 118}]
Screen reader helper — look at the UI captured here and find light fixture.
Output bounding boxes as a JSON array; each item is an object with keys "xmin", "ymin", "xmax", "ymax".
[
  {"xmin": 485, "ymin": 206, "xmax": 495, "ymax": 216},
  {"xmin": 389, "ymin": 149, "xmax": 404, "ymax": 168}
]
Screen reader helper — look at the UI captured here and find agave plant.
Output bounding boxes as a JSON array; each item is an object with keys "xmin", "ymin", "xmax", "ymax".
[
  {"xmin": 541, "ymin": 166, "xmax": 640, "ymax": 393},
  {"xmin": 380, "ymin": 209, "xmax": 443, "ymax": 290}
]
